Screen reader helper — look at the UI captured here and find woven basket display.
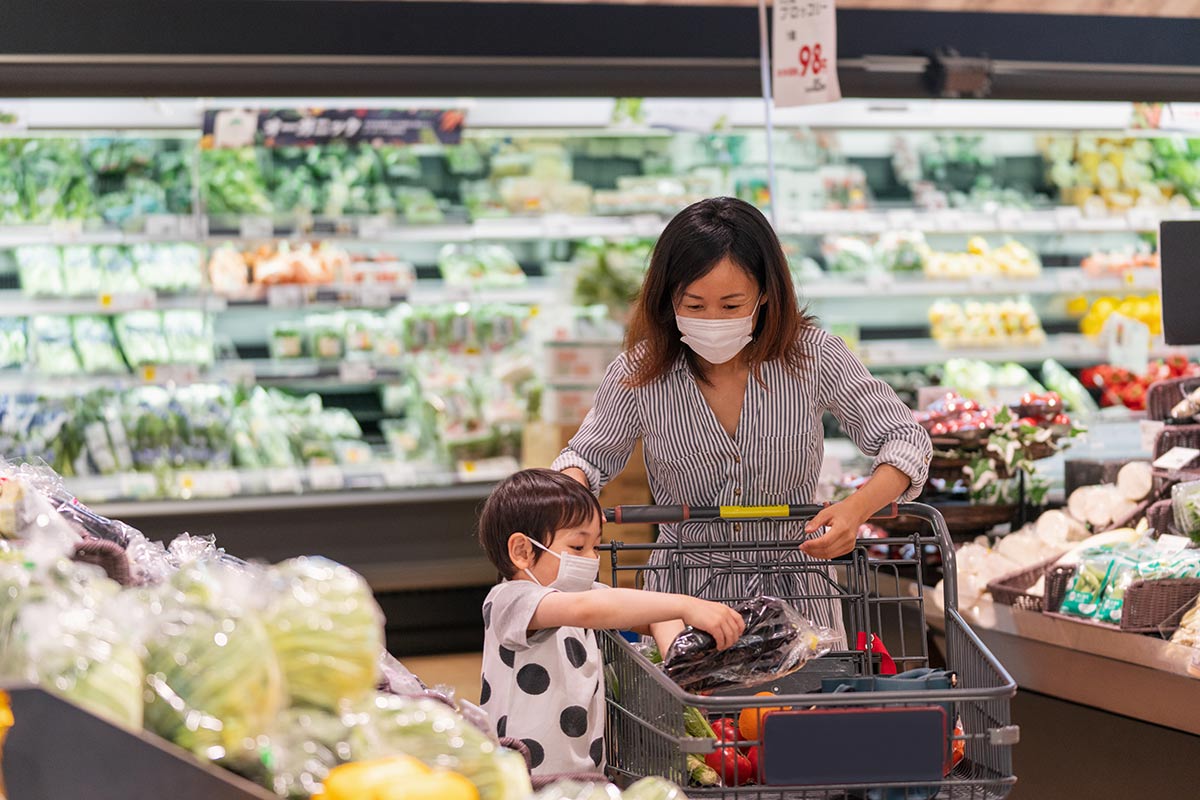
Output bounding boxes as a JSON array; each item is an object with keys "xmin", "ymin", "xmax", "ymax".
[
  {"xmin": 1146, "ymin": 499, "xmax": 1177, "ymax": 535},
  {"xmin": 986, "ymin": 554, "xmax": 1067, "ymax": 613},
  {"xmin": 1147, "ymin": 376, "xmax": 1200, "ymax": 422},
  {"xmin": 1045, "ymin": 563, "xmax": 1200, "ymax": 634}
]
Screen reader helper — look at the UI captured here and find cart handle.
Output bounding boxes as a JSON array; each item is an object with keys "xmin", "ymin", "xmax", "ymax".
[{"xmin": 604, "ymin": 502, "xmax": 899, "ymax": 525}]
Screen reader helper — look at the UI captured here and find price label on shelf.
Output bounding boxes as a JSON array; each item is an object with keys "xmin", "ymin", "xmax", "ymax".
[
  {"xmin": 1054, "ymin": 206, "xmax": 1083, "ymax": 230},
  {"xmin": 265, "ymin": 467, "xmax": 303, "ymax": 495},
  {"xmin": 1154, "ymin": 446, "xmax": 1200, "ymax": 471},
  {"xmin": 381, "ymin": 461, "xmax": 418, "ymax": 488},
  {"xmin": 457, "ymin": 456, "xmax": 519, "ymax": 483},
  {"xmin": 98, "ymin": 291, "xmax": 155, "ymax": 312},
  {"xmin": 144, "ymin": 214, "xmax": 182, "ymax": 238},
  {"xmin": 176, "ymin": 470, "xmax": 241, "ymax": 499},
  {"xmin": 355, "ymin": 284, "xmax": 393, "ymax": 309},
  {"xmin": 140, "ymin": 364, "xmax": 201, "ymax": 384},
  {"xmin": 308, "ymin": 465, "xmax": 346, "ymax": 492},
  {"xmin": 239, "ymin": 215, "xmax": 274, "ymax": 240},
  {"xmin": 772, "ymin": 0, "xmax": 841, "ymax": 107},
  {"xmin": 357, "ymin": 215, "xmax": 390, "ymax": 240},
  {"xmin": 267, "ymin": 285, "xmax": 306, "ymax": 308},
  {"xmin": 338, "ymin": 360, "xmax": 377, "ymax": 383}
]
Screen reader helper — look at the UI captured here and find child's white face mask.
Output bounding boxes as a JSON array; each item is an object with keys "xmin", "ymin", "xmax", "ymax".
[{"xmin": 524, "ymin": 536, "xmax": 599, "ymax": 593}]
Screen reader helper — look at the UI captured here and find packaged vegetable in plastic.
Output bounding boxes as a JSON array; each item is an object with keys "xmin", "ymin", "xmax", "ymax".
[
  {"xmin": 114, "ymin": 311, "xmax": 170, "ymax": 366},
  {"xmin": 264, "ymin": 706, "xmax": 356, "ymax": 799},
  {"xmin": 0, "ymin": 319, "xmax": 26, "ymax": 369},
  {"xmin": 531, "ymin": 781, "xmax": 622, "ymax": 800},
  {"xmin": 162, "ymin": 309, "xmax": 214, "ymax": 366},
  {"xmin": 71, "ymin": 315, "xmax": 128, "ymax": 374},
  {"xmin": 95, "ymin": 246, "xmax": 141, "ymax": 294},
  {"xmin": 348, "ymin": 693, "xmax": 532, "ymax": 800},
  {"xmin": 1172, "ymin": 480, "xmax": 1200, "ymax": 540},
  {"xmin": 663, "ymin": 596, "xmax": 837, "ymax": 693},
  {"xmin": 61, "ymin": 245, "xmax": 103, "ymax": 296},
  {"xmin": 15, "ymin": 245, "xmax": 65, "ymax": 297},
  {"xmin": 1096, "ymin": 553, "xmax": 1141, "ymax": 624},
  {"xmin": 28, "ymin": 315, "xmax": 83, "ymax": 375},
  {"xmin": 142, "ymin": 558, "xmax": 286, "ymax": 761},
  {"xmin": 264, "ymin": 557, "xmax": 384, "ymax": 710},
  {"xmin": 622, "ymin": 777, "xmax": 691, "ymax": 800},
  {"xmin": 271, "ymin": 322, "xmax": 306, "ymax": 359},
  {"xmin": 1058, "ymin": 549, "xmax": 1117, "ymax": 618}
]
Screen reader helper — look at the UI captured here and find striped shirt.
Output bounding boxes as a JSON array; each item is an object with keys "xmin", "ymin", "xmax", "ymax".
[{"xmin": 551, "ymin": 326, "xmax": 932, "ymax": 641}]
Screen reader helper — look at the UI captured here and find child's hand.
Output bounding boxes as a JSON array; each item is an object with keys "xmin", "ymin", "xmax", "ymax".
[{"xmin": 682, "ymin": 598, "xmax": 746, "ymax": 651}]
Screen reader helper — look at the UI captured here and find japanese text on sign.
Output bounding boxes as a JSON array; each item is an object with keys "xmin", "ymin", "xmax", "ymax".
[
  {"xmin": 773, "ymin": 0, "xmax": 841, "ymax": 107},
  {"xmin": 204, "ymin": 108, "xmax": 466, "ymax": 149}
]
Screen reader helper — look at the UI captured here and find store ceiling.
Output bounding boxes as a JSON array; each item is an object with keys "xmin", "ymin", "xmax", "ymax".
[{"xmin": 414, "ymin": 0, "xmax": 1200, "ymax": 16}]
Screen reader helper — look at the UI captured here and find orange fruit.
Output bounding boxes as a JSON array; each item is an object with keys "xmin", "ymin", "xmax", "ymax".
[{"xmin": 739, "ymin": 691, "xmax": 788, "ymax": 742}]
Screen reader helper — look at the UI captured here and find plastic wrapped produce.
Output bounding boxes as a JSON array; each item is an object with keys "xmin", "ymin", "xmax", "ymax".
[
  {"xmin": 663, "ymin": 596, "xmax": 837, "ymax": 693},
  {"xmin": 162, "ymin": 309, "xmax": 214, "ymax": 366},
  {"xmin": 0, "ymin": 318, "xmax": 27, "ymax": 369},
  {"xmin": 15, "ymin": 245, "xmax": 66, "ymax": 297},
  {"xmin": 271, "ymin": 322, "xmax": 306, "ymax": 359},
  {"xmin": 142, "ymin": 559, "xmax": 286, "ymax": 760},
  {"xmin": 114, "ymin": 311, "xmax": 170, "ymax": 366},
  {"xmin": 319, "ymin": 755, "xmax": 480, "ymax": 800},
  {"xmin": 533, "ymin": 782, "xmax": 622, "ymax": 800},
  {"xmin": 71, "ymin": 315, "xmax": 128, "ymax": 374},
  {"xmin": 265, "ymin": 557, "xmax": 384, "ymax": 710},
  {"xmin": 264, "ymin": 706, "xmax": 355, "ymax": 799},
  {"xmin": 622, "ymin": 777, "xmax": 690, "ymax": 800},
  {"xmin": 95, "ymin": 246, "xmax": 141, "ymax": 294},
  {"xmin": 61, "ymin": 245, "xmax": 103, "ymax": 296},
  {"xmin": 308, "ymin": 314, "xmax": 346, "ymax": 361},
  {"xmin": 1172, "ymin": 480, "xmax": 1200, "ymax": 539},
  {"xmin": 28, "ymin": 315, "xmax": 83, "ymax": 375},
  {"xmin": 349, "ymin": 694, "xmax": 532, "ymax": 800}
]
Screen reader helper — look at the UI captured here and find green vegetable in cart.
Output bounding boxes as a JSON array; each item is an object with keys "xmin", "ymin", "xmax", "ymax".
[
  {"xmin": 264, "ymin": 556, "xmax": 384, "ymax": 710},
  {"xmin": 686, "ymin": 754, "xmax": 719, "ymax": 787}
]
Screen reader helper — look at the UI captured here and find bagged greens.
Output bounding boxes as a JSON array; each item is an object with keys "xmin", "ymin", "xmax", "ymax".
[
  {"xmin": 663, "ymin": 596, "xmax": 836, "ymax": 693},
  {"xmin": 0, "ymin": 318, "xmax": 26, "ymax": 368},
  {"xmin": 114, "ymin": 311, "xmax": 170, "ymax": 366},
  {"xmin": 61, "ymin": 246, "xmax": 103, "ymax": 296},
  {"xmin": 71, "ymin": 315, "xmax": 128, "ymax": 374},
  {"xmin": 264, "ymin": 557, "xmax": 384, "ymax": 710},
  {"xmin": 28, "ymin": 316, "xmax": 83, "ymax": 375},
  {"xmin": 95, "ymin": 246, "xmax": 141, "ymax": 294},
  {"xmin": 15, "ymin": 245, "xmax": 66, "ymax": 297},
  {"xmin": 1059, "ymin": 549, "xmax": 1117, "ymax": 618},
  {"xmin": 162, "ymin": 309, "xmax": 214, "ymax": 366}
]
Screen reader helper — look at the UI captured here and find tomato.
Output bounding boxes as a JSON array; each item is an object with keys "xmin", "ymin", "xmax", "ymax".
[
  {"xmin": 712, "ymin": 718, "xmax": 741, "ymax": 749},
  {"xmin": 747, "ymin": 745, "xmax": 762, "ymax": 784},
  {"xmin": 705, "ymin": 746, "xmax": 754, "ymax": 786}
]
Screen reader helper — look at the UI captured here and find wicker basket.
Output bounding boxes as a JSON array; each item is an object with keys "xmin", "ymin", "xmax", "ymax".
[
  {"xmin": 1152, "ymin": 425, "xmax": 1200, "ymax": 485},
  {"xmin": 1122, "ymin": 578, "xmax": 1200, "ymax": 633},
  {"xmin": 1147, "ymin": 376, "xmax": 1200, "ymax": 422},
  {"xmin": 1045, "ymin": 564, "xmax": 1076, "ymax": 614},
  {"xmin": 1146, "ymin": 499, "xmax": 1177, "ymax": 535},
  {"xmin": 986, "ymin": 554, "xmax": 1067, "ymax": 613}
]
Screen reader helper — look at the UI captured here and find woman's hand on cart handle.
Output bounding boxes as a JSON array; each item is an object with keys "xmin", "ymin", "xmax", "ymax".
[
  {"xmin": 681, "ymin": 598, "xmax": 746, "ymax": 651},
  {"xmin": 800, "ymin": 498, "xmax": 867, "ymax": 559}
]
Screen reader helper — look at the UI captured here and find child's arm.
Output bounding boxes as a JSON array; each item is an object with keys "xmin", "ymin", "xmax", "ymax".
[
  {"xmin": 531, "ymin": 588, "xmax": 745, "ymax": 650},
  {"xmin": 650, "ymin": 619, "xmax": 687, "ymax": 657}
]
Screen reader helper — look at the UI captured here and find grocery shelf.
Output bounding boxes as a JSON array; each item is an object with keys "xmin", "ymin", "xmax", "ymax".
[
  {"xmin": 0, "ymin": 218, "xmax": 200, "ymax": 246},
  {"xmin": 802, "ymin": 268, "xmax": 1161, "ymax": 300},
  {"xmin": 779, "ymin": 207, "xmax": 1182, "ymax": 236},
  {"xmin": 855, "ymin": 334, "xmax": 1192, "ymax": 369},
  {"xmin": 0, "ymin": 290, "xmax": 225, "ymax": 316},
  {"xmin": 89, "ymin": 480, "xmax": 496, "ymax": 520}
]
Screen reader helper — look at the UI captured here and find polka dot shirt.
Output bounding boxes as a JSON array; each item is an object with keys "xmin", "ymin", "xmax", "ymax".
[{"xmin": 481, "ymin": 580, "xmax": 605, "ymax": 776}]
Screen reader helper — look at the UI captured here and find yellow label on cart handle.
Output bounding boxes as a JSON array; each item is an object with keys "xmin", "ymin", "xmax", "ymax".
[{"xmin": 719, "ymin": 505, "xmax": 790, "ymax": 519}]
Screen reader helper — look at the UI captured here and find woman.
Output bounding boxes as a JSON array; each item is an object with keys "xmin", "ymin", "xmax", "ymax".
[{"xmin": 552, "ymin": 197, "xmax": 931, "ymax": 649}]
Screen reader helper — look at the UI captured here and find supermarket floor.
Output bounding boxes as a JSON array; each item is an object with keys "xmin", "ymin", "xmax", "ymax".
[{"xmin": 404, "ymin": 651, "xmax": 484, "ymax": 705}]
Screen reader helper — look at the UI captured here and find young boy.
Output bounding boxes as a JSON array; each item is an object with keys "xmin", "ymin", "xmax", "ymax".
[{"xmin": 477, "ymin": 468, "xmax": 744, "ymax": 776}]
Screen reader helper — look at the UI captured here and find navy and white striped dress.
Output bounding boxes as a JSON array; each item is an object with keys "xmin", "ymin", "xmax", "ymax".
[{"xmin": 551, "ymin": 326, "xmax": 932, "ymax": 645}]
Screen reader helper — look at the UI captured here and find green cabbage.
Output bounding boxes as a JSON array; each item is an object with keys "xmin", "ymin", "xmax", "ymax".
[{"xmin": 265, "ymin": 557, "xmax": 384, "ymax": 710}]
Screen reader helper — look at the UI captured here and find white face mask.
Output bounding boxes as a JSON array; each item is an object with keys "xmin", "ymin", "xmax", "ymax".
[
  {"xmin": 524, "ymin": 536, "xmax": 599, "ymax": 593},
  {"xmin": 676, "ymin": 296, "xmax": 762, "ymax": 365}
]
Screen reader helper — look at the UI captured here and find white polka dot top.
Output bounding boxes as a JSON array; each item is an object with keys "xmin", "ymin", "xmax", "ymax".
[{"xmin": 480, "ymin": 580, "xmax": 605, "ymax": 776}]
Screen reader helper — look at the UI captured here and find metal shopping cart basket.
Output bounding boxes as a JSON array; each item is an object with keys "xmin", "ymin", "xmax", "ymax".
[{"xmin": 597, "ymin": 502, "xmax": 1018, "ymax": 799}]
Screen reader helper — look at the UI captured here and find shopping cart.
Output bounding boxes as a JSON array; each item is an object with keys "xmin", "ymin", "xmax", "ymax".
[{"xmin": 597, "ymin": 502, "xmax": 1018, "ymax": 799}]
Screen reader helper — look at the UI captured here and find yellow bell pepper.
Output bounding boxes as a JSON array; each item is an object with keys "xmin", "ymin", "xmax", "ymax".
[{"xmin": 315, "ymin": 756, "xmax": 480, "ymax": 800}]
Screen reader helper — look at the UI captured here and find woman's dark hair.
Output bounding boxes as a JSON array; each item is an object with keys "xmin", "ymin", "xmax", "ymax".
[
  {"xmin": 625, "ymin": 196, "xmax": 812, "ymax": 386},
  {"xmin": 478, "ymin": 468, "xmax": 603, "ymax": 579}
]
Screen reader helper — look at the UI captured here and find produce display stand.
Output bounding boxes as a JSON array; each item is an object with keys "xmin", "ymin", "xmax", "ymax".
[
  {"xmin": 929, "ymin": 604, "xmax": 1200, "ymax": 736},
  {"xmin": 0, "ymin": 684, "xmax": 274, "ymax": 800}
]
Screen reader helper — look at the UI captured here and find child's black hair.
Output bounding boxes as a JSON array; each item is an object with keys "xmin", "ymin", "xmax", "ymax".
[{"xmin": 478, "ymin": 468, "xmax": 603, "ymax": 579}]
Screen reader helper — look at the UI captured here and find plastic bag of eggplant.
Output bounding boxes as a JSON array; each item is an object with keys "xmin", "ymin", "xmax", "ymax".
[{"xmin": 663, "ymin": 596, "xmax": 837, "ymax": 693}]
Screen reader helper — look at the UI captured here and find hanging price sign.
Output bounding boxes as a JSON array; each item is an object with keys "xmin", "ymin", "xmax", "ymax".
[{"xmin": 773, "ymin": 0, "xmax": 841, "ymax": 107}]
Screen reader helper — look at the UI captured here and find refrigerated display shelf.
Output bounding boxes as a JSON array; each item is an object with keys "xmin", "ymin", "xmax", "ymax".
[
  {"xmin": 801, "ymin": 268, "xmax": 1161, "ymax": 299},
  {"xmin": 856, "ymin": 333, "xmax": 1191, "ymax": 369},
  {"xmin": 0, "ymin": 289, "xmax": 225, "ymax": 316}
]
